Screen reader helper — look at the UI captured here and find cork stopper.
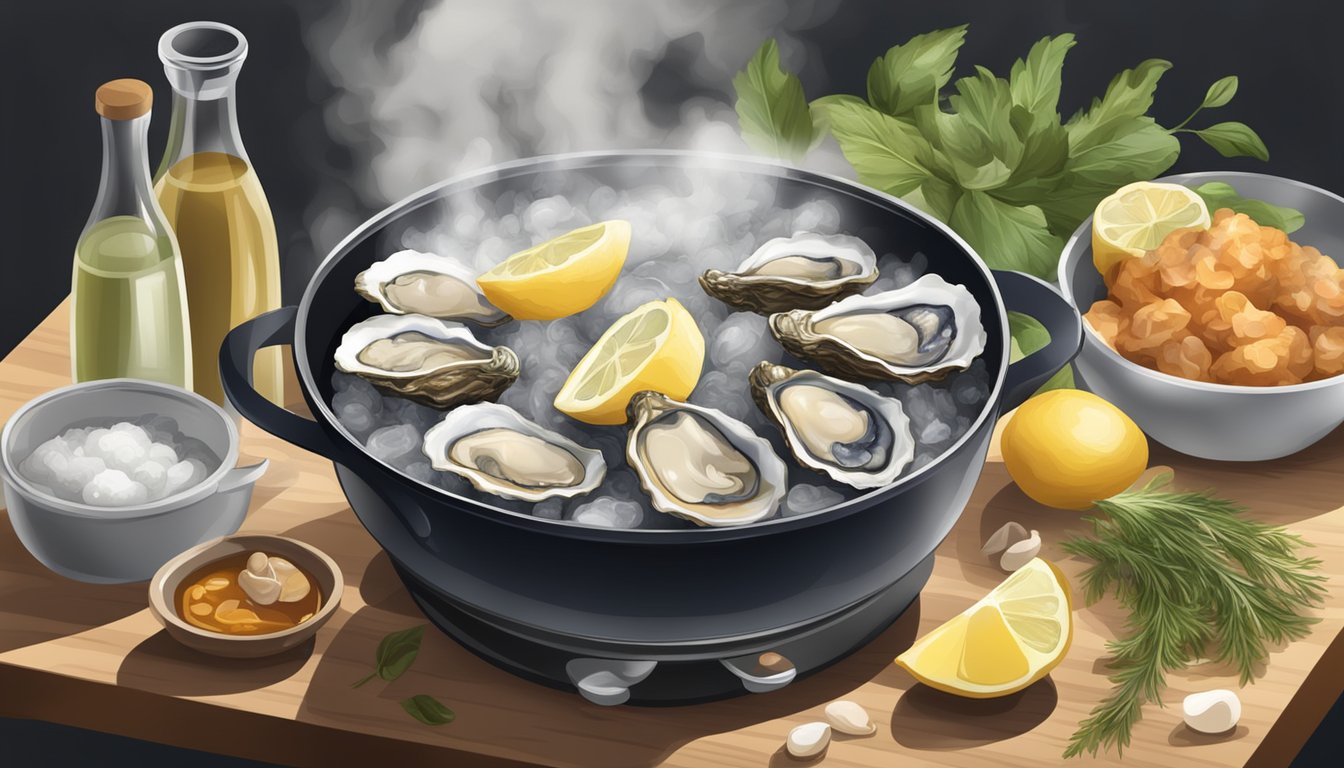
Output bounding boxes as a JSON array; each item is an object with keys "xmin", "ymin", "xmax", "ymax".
[{"xmin": 95, "ymin": 79, "xmax": 153, "ymax": 120}]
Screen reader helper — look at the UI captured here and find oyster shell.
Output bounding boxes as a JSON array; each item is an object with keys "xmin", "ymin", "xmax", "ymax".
[
  {"xmin": 699, "ymin": 232, "xmax": 878, "ymax": 314},
  {"xmin": 749, "ymin": 363, "xmax": 914, "ymax": 489},
  {"xmin": 625, "ymin": 391, "xmax": 787, "ymax": 527},
  {"xmin": 422, "ymin": 403, "xmax": 605, "ymax": 502},
  {"xmin": 333, "ymin": 314, "xmax": 519, "ymax": 408},
  {"xmin": 768, "ymin": 274, "xmax": 986, "ymax": 382},
  {"xmin": 355, "ymin": 249, "xmax": 510, "ymax": 326}
]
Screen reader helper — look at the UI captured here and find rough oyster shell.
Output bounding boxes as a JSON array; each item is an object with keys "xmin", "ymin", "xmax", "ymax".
[
  {"xmin": 699, "ymin": 232, "xmax": 878, "ymax": 314},
  {"xmin": 768, "ymin": 274, "xmax": 986, "ymax": 383},
  {"xmin": 749, "ymin": 363, "xmax": 914, "ymax": 489},
  {"xmin": 355, "ymin": 249, "xmax": 510, "ymax": 326},
  {"xmin": 422, "ymin": 403, "xmax": 605, "ymax": 502},
  {"xmin": 333, "ymin": 314, "xmax": 519, "ymax": 408},
  {"xmin": 625, "ymin": 391, "xmax": 787, "ymax": 527}
]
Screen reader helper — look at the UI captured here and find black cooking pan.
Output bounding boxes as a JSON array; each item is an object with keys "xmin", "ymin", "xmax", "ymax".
[{"xmin": 221, "ymin": 151, "xmax": 1081, "ymax": 703}]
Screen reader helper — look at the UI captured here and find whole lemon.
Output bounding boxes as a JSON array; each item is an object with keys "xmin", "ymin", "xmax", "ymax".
[{"xmin": 1001, "ymin": 390, "xmax": 1148, "ymax": 510}]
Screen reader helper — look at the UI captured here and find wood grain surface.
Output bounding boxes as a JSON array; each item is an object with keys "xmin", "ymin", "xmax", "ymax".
[{"xmin": 0, "ymin": 300, "xmax": 1341, "ymax": 768}]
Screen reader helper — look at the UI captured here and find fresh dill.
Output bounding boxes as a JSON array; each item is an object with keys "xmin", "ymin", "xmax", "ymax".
[{"xmin": 1060, "ymin": 473, "xmax": 1325, "ymax": 759}]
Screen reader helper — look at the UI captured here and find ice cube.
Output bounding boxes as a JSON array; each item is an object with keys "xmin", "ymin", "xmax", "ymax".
[
  {"xmin": 164, "ymin": 460, "xmax": 199, "ymax": 497},
  {"xmin": 365, "ymin": 424, "xmax": 421, "ymax": 466},
  {"xmin": 110, "ymin": 422, "xmax": 152, "ymax": 448},
  {"xmin": 532, "ymin": 498, "xmax": 566, "ymax": 520},
  {"xmin": 19, "ymin": 437, "xmax": 74, "ymax": 486},
  {"xmin": 147, "ymin": 442, "xmax": 179, "ymax": 468},
  {"xmin": 402, "ymin": 461, "xmax": 436, "ymax": 485},
  {"xmin": 82, "ymin": 469, "xmax": 149, "ymax": 507},
  {"xmin": 131, "ymin": 460, "xmax": 168, "ymax": 499},
  {"xmin": 85, "ymin": 428, "xmax": 148, "ymax": 473},
  {"xmin": 571, "ymin": 496, "xmax": 643, "ymax": 528},
  {"xmin": 783, "ymin": 484, "xmax": 845, "ymax": 516},
  {"xmin": 919, "ymin": 419, "xmax": 952, "ymax": 444},
  {"xmin": 59, "ymin": 427, "xmax": 91, "ymax": 453}
]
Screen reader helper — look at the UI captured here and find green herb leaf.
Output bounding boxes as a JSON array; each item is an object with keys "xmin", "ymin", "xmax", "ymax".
[
  {"xmin": 1191, "ymin": 121, "xmax": 1270, "ymax": 160},
  {"xmin": 1008, "ymin": 34, "xmax": 1076, "ymax": 121},
  {"xmin": 1200, "ymin": 75, "xmax": 1238, "ymax": 110},
  {"xmin": 353, "ymin": 624, "xmax": 426, "ymax": 687},
  {"xmin": 1066, "ymin": 59, "xmax": 1172, "ymax": 152},
  {"xmin": 866, "ymin": 25, "xmax": 967, "ymax": 117},
  {"xmin": 733, "ymin": 39, "xmax": 815, "ymax": 161},
  {"xmin": 949, "ymin": 191, "xmax": 1062, "ymax": 278},
  {"xmin": 815, "ymin": 98, "xmax": 935, "ymax": 196},
  {"xmin": 1007, "ymin": 311, "xmax": 1076, "ymax": 394},
  {"xmin": 1067, "ymin": 119, "xmax": 1181, "ymax": 188},
  {"xmin": 1191, "ymin": 181, "xmax": 1305, "ymax": 232},
  {"xmin": 400, "ymin": 694, "xmax": 455, "ymax": 726}
]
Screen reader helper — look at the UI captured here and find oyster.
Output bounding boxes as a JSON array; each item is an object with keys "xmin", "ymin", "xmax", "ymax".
[
  {"xmin": 422, "ymin": 403, "xmax": 605, "ymax": 502},
  {"xmin": 625, "ymin": 391, "xmax": 787, "ymax": 527},
  {"xmin": 355, "ymin": 249, "xmax": 510, "ymax": 326},
  {"xmin": 769, "ymin": 274, "xmax": 986, "ymax": 382},
  {"xmin": 749, "ymin": 363, "xmax": 913, "ymax": 489},
  {"xmin": 699, "ymin": 232, "xmax": 878, "ymax": 314},
  {"xmin": 333, "ymin": 314, "xmax": 519, "ymax": 408}
]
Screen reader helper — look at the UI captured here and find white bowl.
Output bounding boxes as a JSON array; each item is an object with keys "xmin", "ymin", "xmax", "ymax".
[
  {"xmin": 1057, "ymin": 171, "xmax": 1344, "ymax": 461},
  {"xmin": 0, "ymin": 379, "xmax": 268, "ymax": 582}
]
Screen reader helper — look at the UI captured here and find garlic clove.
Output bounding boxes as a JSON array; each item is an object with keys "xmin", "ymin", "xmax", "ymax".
[
  {"xmin": 270, "ymin": 557, "xmax": 312, "ymax": 603},
  {"xmin": 981, "ymin": 521, "xmax": 1028, "ymax": 556},
  {"xmin": 238, "ymin": 567, "xmax": 282, "ymax": 605},
  {"xmin": 1182, "ymin": 689, "xmax": 1241, "ymax": 734},
  {"xmin": 786, "ymin": 722, "xmax": 831, "ymax": 759},
  {"xmin": 246, "ymin": 551, "xmax": 274, "ymax": 579},
  {"xmin": 999, "ymin": 529, "xmax": 1042, "ymax": 572},
  {"xmin": 824, "ymin": 700, "xmax": 876, "ymax": 736}
]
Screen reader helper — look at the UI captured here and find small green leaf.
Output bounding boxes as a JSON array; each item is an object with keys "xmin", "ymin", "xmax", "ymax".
[
  {"xmin": 733, "ymin": 39, "xmax": 815, "ymax": 161},
  {"xmin": 815, "ymin": 98, "xmax": 934, "ymax": 195},
  {"xmin": 400, "ymin": 694, "xmax": 455, "ymax": 726},
  {"xmin": 949, "ymin": 191, "xmax": 1063, "ymax": 278},
  {"xmin": 1035, "ymin": 364, "xmax": 1076, "ymax": 394},
  {"xmin": 1201, "ymin": 76, "xmax": 1238, "ymax": 110},
  {"xmin": 1192, "ymin": 121, "xmax": 1269, "ymax": 161},
  {"xmin": 353, "ymin": 624, "xmax": 425, "ymax": 687},
  {"xmin": 1066, "ymin": 59, "xmax": 1172, "ymax": 152},
  {"xmin": 1191, "ymin": 181, "xmax": 1304, "ymax": 232},
  {"xmin": 866, "ymin": 25, "xmax": 967, "ymax": 117},
  {"xmin": 1007, "ymin": 311, "xmax": 1076, "ymax": 395},
  {"xmin": 1009, "ymin": 34, "xmax": 1076, "ymax": 119}
]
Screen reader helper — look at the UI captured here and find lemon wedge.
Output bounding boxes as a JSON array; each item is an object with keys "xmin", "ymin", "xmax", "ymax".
[
  {"xmin": 554, "ymin": 298, "xmax": 704, "ymax": 425},
  {"xmin": 1092, "ymin": 181, "xmax": 1210, "ymax": 279},
  {"xmin": 476, "ymin": 220, "xmax": 631, "ymax": 320},
  {"xmin": 895, "ymin": 557, "xmax": 1072, "ymax": 698}
]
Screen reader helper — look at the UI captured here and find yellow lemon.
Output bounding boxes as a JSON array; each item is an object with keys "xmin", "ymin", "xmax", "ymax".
[
  {"xmin": 1001, "ymin": 389, "xmax": 1148, "ymax": 510},
  {"xmin": 896, "ymin": 558, "xmax": 1073, "ymax": 698},
  {"xmin": 476, "ymin": 220, "xmax": 630, "ymax": 320},
  {"xmin": 554, "ymin": 298, "xmax": 704, "ymax": 425},
  {"xmin": 1092, "ymin": 181, "xmax": 1209, "ymax": 279}
]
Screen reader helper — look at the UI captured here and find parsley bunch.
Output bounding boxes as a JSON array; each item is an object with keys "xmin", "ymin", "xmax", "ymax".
[{"xmin": 733, "ymin": 28, "xmax": 1272, "ymax": 278}]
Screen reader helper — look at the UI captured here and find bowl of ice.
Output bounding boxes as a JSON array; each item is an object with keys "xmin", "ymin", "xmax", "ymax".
[{"xmin": 0, "ymin": 379, "xmax": 268, "ymax": 583}]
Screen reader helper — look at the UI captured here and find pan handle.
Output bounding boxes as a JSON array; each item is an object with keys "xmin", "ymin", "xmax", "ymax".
[
  {"xmin": 220, "ymin": 307, "xmax": 341, "ymax": 459},
  {"xmin": 993, "ymin": 270, "xmax": 1083, "ymax": 411}
]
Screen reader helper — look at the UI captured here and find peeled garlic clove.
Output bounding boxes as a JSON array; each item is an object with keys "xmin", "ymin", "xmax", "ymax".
[
  {"xmin": 1183, "ymin": 689, "xmax": 1241, "ymax": 734},
  {"xmin": 824, "ymin": 700, "xmax": 876, "ymax": 736},
  {"xmin": 238, "ymin": 568, "xmax": 282, "ymax": 605},
  {"xmin": 981, "ymin": 521, "xmax": 1028, "ymax": 556},
  {"xmin": 270, "ymin": 557, "xmax": 312, "ymax": 603},
  {"xmin": 999, "ymin": 529, "xmax": 1042, "ymax": 572},
  {"xmin": 246, "ymin": 551, "xmax": 275, "ymax": 579},
  {"xmin": 786, "ymin": 722, "xmax": 831, "ymax": 759}
]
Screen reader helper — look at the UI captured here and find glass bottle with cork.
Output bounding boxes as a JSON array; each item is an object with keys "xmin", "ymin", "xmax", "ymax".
[
  {"xmin": 154, "ymin": 21, "xmax": 282, "ymax": 406},
  {"xmin": 72, "ymin": 79, "xmax": 192, "ymax": 387}
]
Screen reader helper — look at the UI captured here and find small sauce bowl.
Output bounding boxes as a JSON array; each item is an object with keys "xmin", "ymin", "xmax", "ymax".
[{"xmin": 148, "ymin": 534, "xmax": 343, "ymax": 658}]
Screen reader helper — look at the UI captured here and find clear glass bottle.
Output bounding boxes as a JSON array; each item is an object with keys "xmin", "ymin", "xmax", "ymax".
[
  {"xmin": 154, "ymin": 21, "xmax": 282, "ymax": 406},
  {"xmin": 72, "ymin": 79, "xmax": 192, "ymax": 387}
]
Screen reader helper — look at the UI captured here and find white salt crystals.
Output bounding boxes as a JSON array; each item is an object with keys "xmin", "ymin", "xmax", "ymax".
[{"xmin": 19, "ymin": 419, "xmax": 217, "ymax": 508}]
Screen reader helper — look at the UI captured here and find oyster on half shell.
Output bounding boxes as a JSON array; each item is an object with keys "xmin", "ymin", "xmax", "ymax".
[
  {"xmin": 625, "ymin": 391, "xmax": 787, "ymax": 527},
  {"xmin": 422, "ymin": 403, "xmax": 605, "ymax": 502},
  {"xmin": 333, "ymin": 314, "xmax": 519, "ymax": 408},
  {"xmin": 355, "ymin": 249, "xmax": 510, "ymax": 326},
  {"xmin": 699, "ymin": 232, "xmax": 878, "ymax": 314},
  {"xmin": 749, "ymin": 363, "xmax": 914, "ymax": 489},
  {"xmin": 769, "ymin": 274, "xmax": 986, "ymax": 383}
]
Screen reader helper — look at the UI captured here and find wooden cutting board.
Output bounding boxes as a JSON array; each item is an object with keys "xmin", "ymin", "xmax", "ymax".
[{"xmin": 1, "ymin": 299, "xmax": 1341, "ymax": 768}]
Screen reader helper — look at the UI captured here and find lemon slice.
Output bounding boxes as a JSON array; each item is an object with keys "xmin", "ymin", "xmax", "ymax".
[
  {"xmin": 895, "ymin": 558, "xmax": 1072, "ymax": 698},
  {"xmin": 476, "ymin": 220, "xmax": 631, "ymax": 320},
  {"xmin": 1092, "ymin": 181, "xmax": 1210, "ymax": 279},
  {"xmin": 554, "ymin": 298, "xmax": 705, "ymax": 425}
]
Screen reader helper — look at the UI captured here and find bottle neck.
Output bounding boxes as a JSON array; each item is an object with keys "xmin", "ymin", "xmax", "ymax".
[
  {"xmin": 156, "ymin": 87, "xmax": 248, "ymax": 180},
  {"xmin": 87, "ymin": 114, "xmax": 161, "ymax": 225}
]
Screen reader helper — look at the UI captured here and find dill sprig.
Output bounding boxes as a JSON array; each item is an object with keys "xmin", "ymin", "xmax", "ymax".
[{"xmin": 1060, "ymin": 473, "xmax": 1325, "ymax": 759}]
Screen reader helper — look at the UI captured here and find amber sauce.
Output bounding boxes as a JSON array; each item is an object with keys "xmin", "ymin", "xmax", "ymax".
[{"xmin": 176, "ymin": 552, "xmax": 321, "ymax": 636}]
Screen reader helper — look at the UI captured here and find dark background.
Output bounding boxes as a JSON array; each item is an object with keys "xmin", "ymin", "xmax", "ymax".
[{"xmin": 0, "ymin": 0, "xmax": 1340, "ymax": 765}]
